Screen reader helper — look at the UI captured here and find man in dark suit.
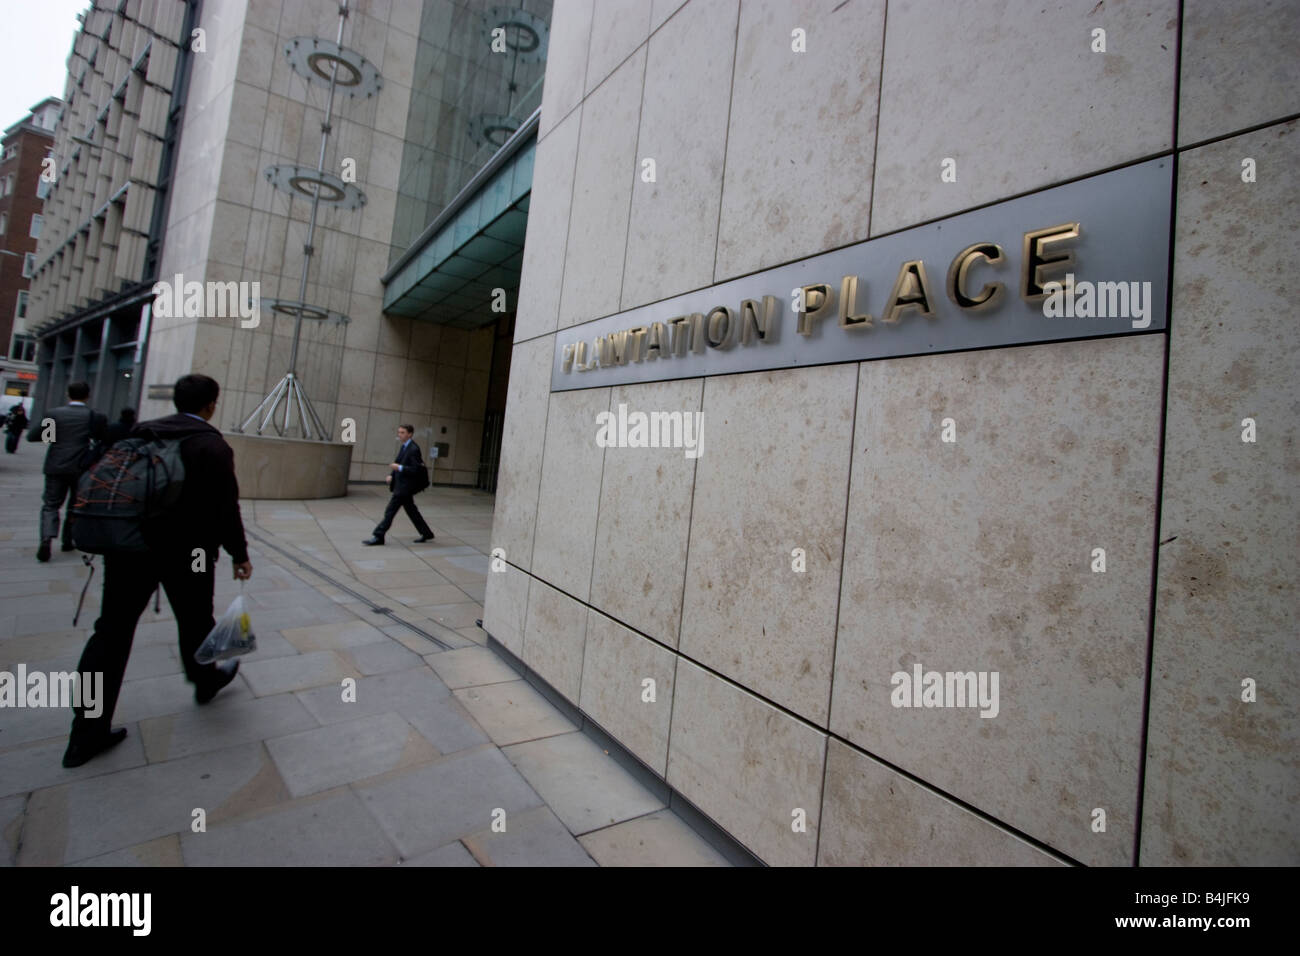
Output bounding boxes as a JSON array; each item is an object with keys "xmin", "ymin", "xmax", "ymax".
[
  {"xmin": 363, "ymin": 423, "xmax": 434, "ymax": 545},
  {"xmin": 27, "ymin": 381, "xmax": 107, "ymax": 561},
  {"xmin": 62, "ymin": 373, "xmax": 253, "ymax": 768},
  {"xmin": 104, "ymin": 406, "xmax": 136, "ymax": 449}
]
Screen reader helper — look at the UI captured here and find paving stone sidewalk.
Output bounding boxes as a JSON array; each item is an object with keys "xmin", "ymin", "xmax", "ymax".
[{"xmin": 0, "ymin": 446, "xmax": 727, "ymax": 866}]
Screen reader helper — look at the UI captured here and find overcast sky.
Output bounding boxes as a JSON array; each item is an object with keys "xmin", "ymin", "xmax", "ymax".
[{"xmin": 0, "ymin": 0, "xmax": 91, "ymax": 129}]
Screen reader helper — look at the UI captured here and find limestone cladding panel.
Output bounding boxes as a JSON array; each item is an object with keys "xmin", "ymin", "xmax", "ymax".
[
  {"xmin": 557, "ymin": 47, "xmax": 646, "ymax": 329},
  {"xmin": 531, "ymin": 386, "xmax": 612, "ymax": 601},
  {"xmin": 584, "ymin": 0, "xmax": 654, "ymax": 96},
  {"xmin": 621, "ymin": 0, "xmax": 737, "ymax": 311},
  {"xmin": 539, "ymin": 0, "xmax": 596, "ymax": 139},
  {"xmin": 523, "ymin": 576, "xmax": 589, "ymax": 701},
  {"xmin": 483, "ymin": 562, "xmax": 532, "ymax": 658},
  {"xmin": 489, "ymin": 335, "xmax": 556, "ymax": 574},
  {"xmin": 579, "ymin": 608, "xmax": 677, "ymax": 777},
  {"xmin": 589, "ymin": 378, "xmax": 702, "ymax": 648},
  {"xmin": 1142, "ymin": 121, "xmax": 1300, "ymax": 866},
  {"xmin": 831, "ymin": 335, "xmax": 1166, "ymax": 867},
  {"xmin": 680, "ymin": 364, "xmax": 856, "ymax": 727},
  {"xmin": 871, "ymin": 0, "xmax": 1178, "ymax": 235},
  {"xmin": 666, "ymin": 659, "xmax": 826, "ymax": 866},
  {"xmin": 1178, "ymin": 0, "xmax": 1300, "ymax": 146},
  {"xmin": 715, "ymin": 0, "xmax": 885, "ymax": 281},
  {"xmin": 515, "ymin": 107, "xmax": 582, "ymax": 343},
  {"xmin": 817, "ymin": 740, "xmax": 1064, "ymax": 866}
]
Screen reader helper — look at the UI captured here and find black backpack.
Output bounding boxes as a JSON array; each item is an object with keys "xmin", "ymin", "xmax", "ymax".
[{"xmin": 71, "ymin": 433, "xmax": 194, "ymax": 554}]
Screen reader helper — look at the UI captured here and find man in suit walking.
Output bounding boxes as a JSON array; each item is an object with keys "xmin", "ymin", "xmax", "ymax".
[
  {"xmin": 27, "ymin": 381, "xmax": 107, "ymax": 562},
  {"xmin": 363, "ymin": 424, "xmax": 434, "ymax": 545}
]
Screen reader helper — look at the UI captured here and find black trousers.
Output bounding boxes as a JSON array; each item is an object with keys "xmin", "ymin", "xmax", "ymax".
[
  {"xmin": 40, "ymin": 472, "xmax": 78, "ymax": 545},
  {"xmin": 373, "ymin": 490, "xmax": 433, "ymax": 539},
  {"xmin": 70, "ymin": 549, "xmax": 225, "ymax": 741}
]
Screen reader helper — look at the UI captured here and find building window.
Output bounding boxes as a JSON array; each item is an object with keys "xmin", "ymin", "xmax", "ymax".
[
  {"xmin": 1, "ymin": 145, "xmax": 14, "ymax": 162},
  {"xmin": 29, "ymin": 214, "xmax": 42, "ymax": 239},
  {"xmin": 36, "ymin": 178, "xmax": 50, "ymax": 200},
  {"xmin": 15, "ymin": 291, "xmax": 27, "ymax": 319},
  {"xmin": 21, "ymin": 253, "xmax": 35, "ymax": 278},
  {"xmin": 0, "ymin": 212, "xmax": 6, "ymax": 234},
  {"xmin": 9, "ymin": 334, "xmax": 36, "ymax": 363}
]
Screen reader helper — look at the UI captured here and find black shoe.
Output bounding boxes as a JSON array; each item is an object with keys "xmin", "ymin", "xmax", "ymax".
[
  {"xmin": 61, "ymin": 542, "xmax": 76, "ymax": 552},
  {"xmin": 362, "ymin": 536, "xmax": 384, "ymax": 546},
  {"xmin": 62, "ymin": 727, "xmax": 128, "ymax": 768},
  {"xmin": 413, "ymin": 534, "xmax": 435, "ymax": 543},
  {"xmin": 195, "ymin": 661, "xmax": 240, "ymax": 705},
  {"xmin": 36, "ymin": 539, "xmax": 50, "ymax": 562}
]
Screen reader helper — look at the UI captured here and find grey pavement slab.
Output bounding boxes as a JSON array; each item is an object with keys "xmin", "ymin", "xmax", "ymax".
[
  {"xmin": 462, "ymin": 805, "xmax": 597, "ymax": 867},
  {"xmin": 180, "ymin": 787, "xmax": 398, "ymax": 866},
  {"xmin": 70, "ymin": 834, "xmax": 183, "ymax": 866},
  {"xmin": 578, "ymin": 811, "xmax": 732, "ymax": 867},
  {"xmin": 239, "ymin": 649, "xmax": 361, "ymax": 697},
  {"xmin": 293, "ymin": 669, "xmax": 488, "ymax": 757},
  {"xmin": 453, "ymin": 680, "xmax": 578, "ymax": 746},
  {"xmin": 113, "ymin": 670, "xmax": 254, "ymax": 725},
  {"xmin": 384, "ymin": 584, "xmax": 473, "ymax": 608},
  {"xmin": 279, "ymin": 619, "xmax": 391, "ymax": 653},
  {"xmin": 414, "ymin": 602, "xmax": 483, "ymax": 630},
  {"xmin": 454, "ymin": 625, "xmax": 488, "ymax": 646},
  {"xmin": 123, "ymin": 642, "xmax": 183, "ymax": 682},
  {"xmin": 399, "ymin": 695, "xmax": 491, "ymax": 757},
  {"xmin": 138, "ymin": 692, "xmax": 318, "ymax": 763},
  {"xmin": 502, "ymin": 731, "xmax": 667, "ymax": 836},
  {"xmin": 0, "ymin": 628, "xmax": 93, "ymax": 668},
  {"xmin": 0, "ymin": 727, "xmax": 147, "ymax": 799},
  {"xmin": 343, "ymin": 639, "xmax": 425, "ymax": 676},
  {"xmin": 266, "ymin": 712, "xmax": 438, "ymax": 797},
  {"xmin": 355, "ymin": 570, "xmax": 453, "ymax": 589},
  {"xmin": 0, "ymin": 695, "xmax": 78, "ymax": 749},
  {"xmin": 355, "ymin": 745, "xmax": 545, "ymax": 858},
  {"xmin": 425, "ymin": 646, "xmax": 521, "ymax": 689},
  {"xmin": 294, "ymin": 667, "xmax": 451, "ymax": 722},
  {"xmin": 1, "ymin": 793, "xmax": 25, "ymax": 865},
  {"xmin": 19, "ymin": 742, "xmax": 282, "ymax": 864},
  {"xmin": 400, "ymin": 840, "xmax": 479, "ymax": 866}
]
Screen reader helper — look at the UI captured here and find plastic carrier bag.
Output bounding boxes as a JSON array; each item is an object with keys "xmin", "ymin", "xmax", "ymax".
[{"xmin": 195, "ymin": 591, "xmax": 257, "ymax": 664}]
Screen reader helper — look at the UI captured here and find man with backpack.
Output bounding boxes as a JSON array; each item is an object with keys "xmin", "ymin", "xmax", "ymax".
[
  {"xmin": 362, "ymin": 423, "xmax": 434, "ymax": 545},
  {"xmin": 61, "ymin": 373, "xmax": 253, "ymax": 768},
  {"xmin": 26, "ymin": 382, "xmax": 107, "ymax": 561}
]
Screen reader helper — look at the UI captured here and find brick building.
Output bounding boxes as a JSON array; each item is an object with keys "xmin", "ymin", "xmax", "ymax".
[{"xmin": 0, "ymin": 98, "xmax": 58, "ymax": 412}]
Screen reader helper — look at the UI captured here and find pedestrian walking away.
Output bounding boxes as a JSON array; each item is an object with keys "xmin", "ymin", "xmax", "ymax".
[
  {"xmin": 363, "ymin": 423, "xmax": 434, "ymax": 545},
  {"xmin": 103, "ymin": 406, "xmax": 136, "ymax": 449},
  {"xmin": 26, "ymin": 381, "xmax": 106, "ymax": 560},
  {"xmin": 61, "ymin": 373, "xmax": 254, "ymax": 768},
  {"xmin": 3, "ymin": 402, "xmax": 27, "ymax": 453}
]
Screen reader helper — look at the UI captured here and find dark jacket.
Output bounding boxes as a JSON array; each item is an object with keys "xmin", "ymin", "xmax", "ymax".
[
  {"xmin": 26, "ymin": 403, "xmax": 107, "ymax": 475},
  {"xmin": 104, "ymin": 420, "xmax": 134, "ymax": 449},
  {"xmin": 4, "ymin": 407, "xmax": 27, "ymax": 435},
  {"xmin": 134, "ymin": 413, "xmax": 249, "ymax": 564},
  {"xmin": 391, "ymin": 439, "xmax": 427, "ymax": 496}
]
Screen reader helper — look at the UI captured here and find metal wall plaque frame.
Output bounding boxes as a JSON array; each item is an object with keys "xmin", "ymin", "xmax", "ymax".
[{"xmin": 551, "ymin": 158, "xmax": 1172, "ymax": 391}]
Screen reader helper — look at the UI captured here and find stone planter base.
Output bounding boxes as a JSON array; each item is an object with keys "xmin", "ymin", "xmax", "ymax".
[{"xmin": 224, "ymin": 432, "xmax": 353, "ymax": 499}]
